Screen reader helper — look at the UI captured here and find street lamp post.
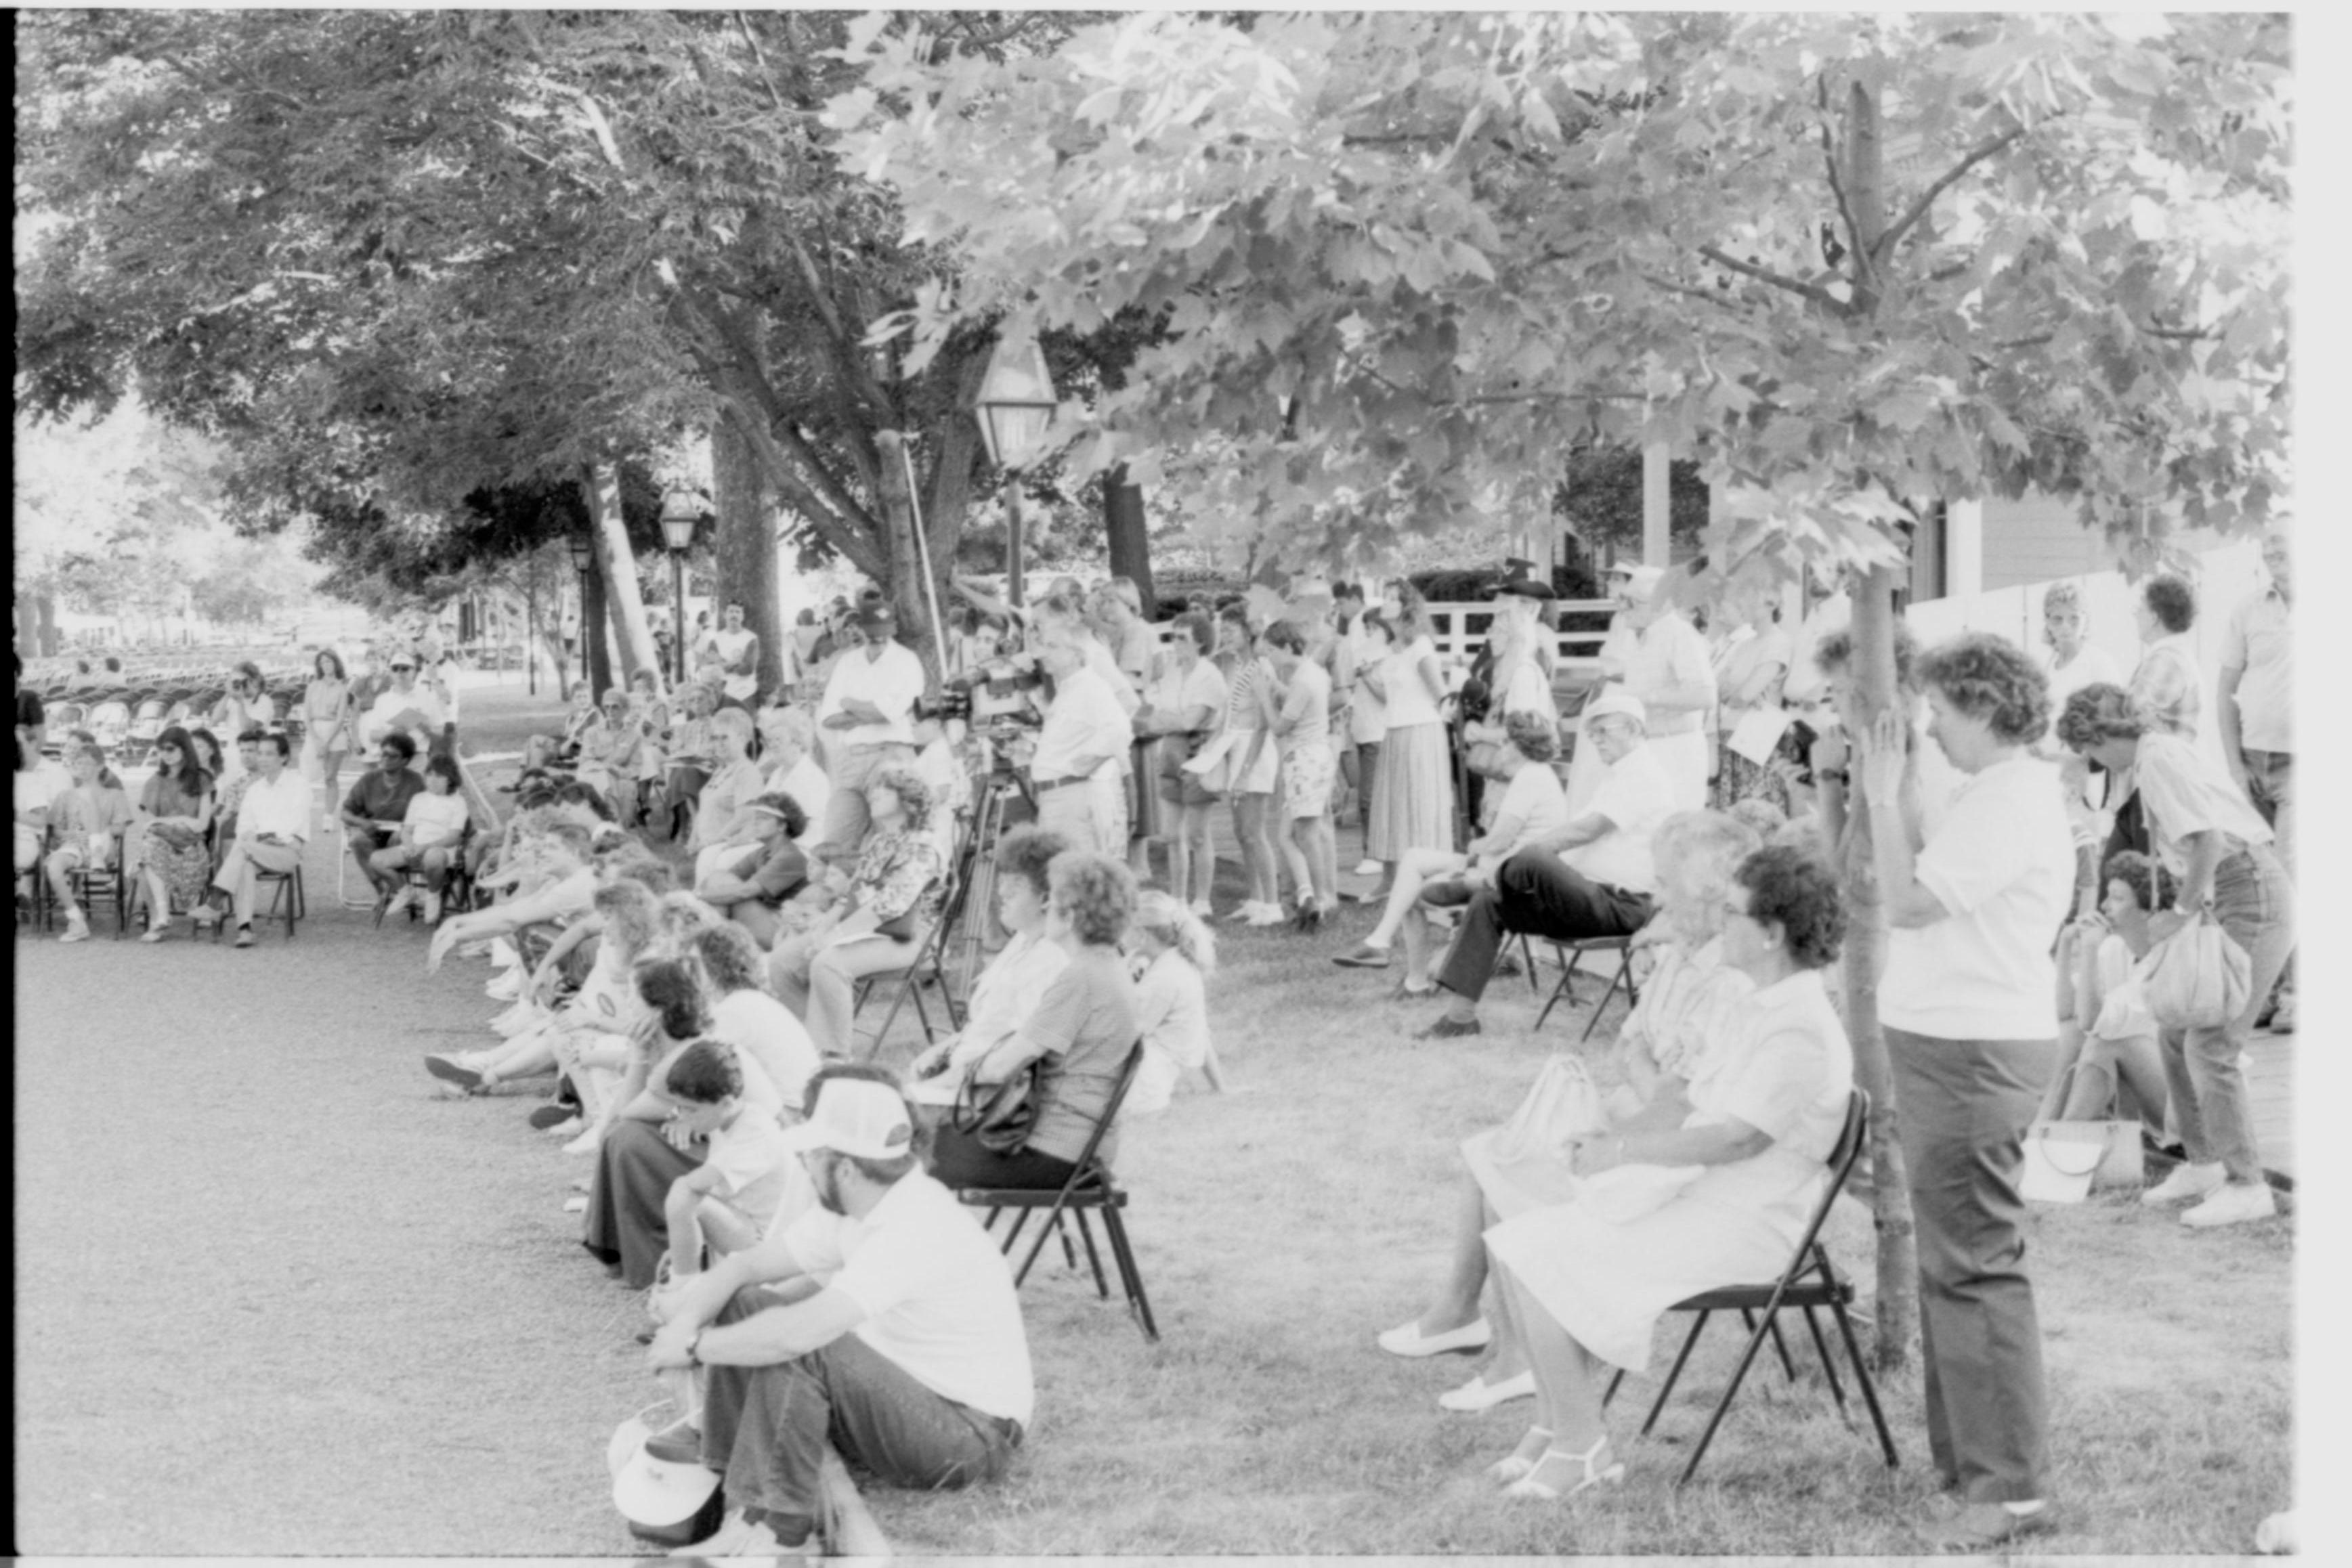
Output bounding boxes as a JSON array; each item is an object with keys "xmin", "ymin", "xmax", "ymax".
[
  {"xmin": 658, "ymin": 486, "xmax": 701, "ymax": 688},
  {"xmin": 567, "ymin": 531, "xmax": 595, "ymax": 687},
  {"xmin": 975, "ymin": 324, "xmax": 1059, "ymax": 610}
]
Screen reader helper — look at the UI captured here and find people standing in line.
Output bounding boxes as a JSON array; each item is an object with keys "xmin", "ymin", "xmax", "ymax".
[
  {"xmin": 2217, "ymin": 525, "xmax": 2293, "ymax": 1030},
  {"xmin": 1852, "ymin": 632, "xmax": 2073, "ymax": 1551},
  {"xmin": 301, "ymin": 649, "xmax": 360, "ymax": 825},
  {"xmin": 1138, "ymin": 611, "xmax": 1226, "ymax": 916},
  {"xmin": 1365, "ymin": 585, "xmax": 1456, "ymax": 905},
  {"xmin": 1598, "ymin": 563, "xmax": 1715, "ymax": 813},
  {"xmin": 1025, "ymin": 640, "xmax": 1134, "ymax": 859},
  {"xmin": 1707, "ymin": 581, "xmax": 1793, "ymax": 815},
  {"xmin": 1262, "ymin": 620, "xmax": 1338, "ymax": 930},
  {"xmin": 2057, "ymin": 683, "xmax": 2290, "ymax": 1229},
  {"xmin": 811, "ymin": 601, "xmax": 924, "ymax": 864},
  {"xmin": 1091, "ymin": 578, "xmax": 1161, "ymax": 879}
]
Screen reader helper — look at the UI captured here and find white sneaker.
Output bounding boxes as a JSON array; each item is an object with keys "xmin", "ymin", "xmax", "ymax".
[
  {"xmin": 423, "ymin": 890, "xmax": 443, "ymax": 924},
  {"xmin": 1243, "ymin": 902, "xmax": 1287, "ymax": 927},
  {"xmin": 58, "ymin": 917, "xmax": 91, "ymax": 944},
  {"xmin": 540, "ymin": 1116, "xmax": 584, "ymax": 1139},
  {"xmin": 485, "ymin": 971, "xmax": 521, "ymax": 1001},
  {"xmin": 2181, "ymin": 1180, "xmax": 2276, "ymax": 1229},
  {"xmin": 1437, "ymin": 1368, "xmax": 1535, "ymax": 1412},
  {"xmin": 490, "ymin": 936, "xmax": 521, "ymax": 969},
  {"xmin": 2141, "ymin": 1160, "xmax": 2226, "ymax": 1206},
  {"xmin": 1188, "ymin": 898, "xmax": 1214, "ymax": 918},
  {"xmin": 1354, "ymin": 858, "xmax": 1383, "ymax": 877}
]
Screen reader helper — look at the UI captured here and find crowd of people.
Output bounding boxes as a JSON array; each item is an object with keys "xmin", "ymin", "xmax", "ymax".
[{"xmin": 16, "ymin": 526, "xmax": 2292, "ymax": 1552}]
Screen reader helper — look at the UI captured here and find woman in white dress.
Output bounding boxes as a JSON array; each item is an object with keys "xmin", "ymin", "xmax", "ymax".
[
  {"xmin": 1365, "ymin": 586, "xmax": 1456, "ymax": 893},
  {"xmin": 1373, "ymin": 811, "xmax": 1761, "ymax": 1413},
  {"xmin": 1479, "ymin": 843, "xmax": 1852, "ymax": 1500}
]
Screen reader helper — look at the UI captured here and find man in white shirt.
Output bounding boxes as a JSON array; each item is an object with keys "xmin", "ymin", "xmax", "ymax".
[
  {"xmin": 645, "ymin": 1067, "xmax": 1033, "ymax": 1557},
  {"xmin": 208, "ymin": 731, "xmax": 309, "ymax": 947},
  {"xmin": 702, "ymin": 601, "xmax": 764, "ymax": 710},
  {"xmin": 1421, "ymin": 691, "xmax": 1674, "ymax": 1038},
  {"xmin": 1600, "ymin": 563, "xmax": 1715, "ymax": 812},
  {"xmin": 361, "ymin": 656, "xmax": 448, "ymax": 756},
  {"xmin": 813, "ymin": 601, "xmax": 924, "ymax": 862},
  {"xmin": 1023, "ymin": 641, "xmax": 1133, "ymax": 857}
]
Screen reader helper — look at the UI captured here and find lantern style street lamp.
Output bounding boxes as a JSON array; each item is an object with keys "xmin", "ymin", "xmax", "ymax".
[
  {"xmin": 568, "ymin": 530, "xmax": 595, "ymax": 684},
  {"xmin": 975, "ymin": 323, "xmax": 1059, "ymax": 609},
  {"xmin": 659, "ymin": 486, "xmax": 702, "ymax": 686}
]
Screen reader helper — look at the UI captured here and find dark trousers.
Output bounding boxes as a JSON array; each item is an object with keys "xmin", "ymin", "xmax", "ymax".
[
  {"xmin": 580, "ymin": 1120, "xmax": 700, "ymax": 1287},
  {"xmin": 1885, "ymin": 1027, "xmax": 2055, "ymax": 1503},
  {"xmin": 700, "ymin": 1286, "xmax": 1019, "ymax": 1531},
  {"xmin": 926, "ymin": 1123, "xmax": 1080, "ymax": 1191},
  {"xmin": 1434, "ymin": 849, "xmax": 1654, "ymax": 1005}
]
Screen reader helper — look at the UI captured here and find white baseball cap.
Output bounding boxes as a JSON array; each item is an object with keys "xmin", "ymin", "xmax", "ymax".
[
  {"xmin": 779, "ymin": 1076, "xmax": 918, "ymax": 1161},
  {"xmin": 1581, "ymin": 689, "xmax": 1650, "ymax": 729}
]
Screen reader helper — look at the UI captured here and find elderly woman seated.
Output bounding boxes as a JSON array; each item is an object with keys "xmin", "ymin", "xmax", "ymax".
[
  {"xmin": 767, "ymin": 765, "xmax": 945, "ymax": 1060},
  {"xmin": 1333, "ymin": 710, "xmax": 1568, "ymax": 990},
  {"xmin": 582, "ymin": 939, "xmax": 815, "ymax": 1288},
  {"xmin": 903, "ymin": 826, "xmax": 1073, "ymax": 1110},
  {"xmin": 1475, "ymin": 844, "xmax": 1852, "ymax": 1500},
  {"xmin": 926, "ymin": 850, "xmax": 1144, "ymax": 1192},
  {"xmin": 1375, "ymin": 811, "xmax": 1761, "ymax": 1412},
  {"xmin": 2040, "ymin": 849, "xmax": 2172, "ymax": 1131}
]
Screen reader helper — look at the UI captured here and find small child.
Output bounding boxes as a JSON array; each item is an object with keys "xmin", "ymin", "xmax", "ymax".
[{"xmin": 1122, "ymin": 890, "xmax": 1225, "ymax": 1115}]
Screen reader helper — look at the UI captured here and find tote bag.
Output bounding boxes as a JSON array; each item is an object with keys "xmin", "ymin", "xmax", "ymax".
[
  {"xmin": 2021, "ymin": 1120, "xmax": 2143, "ymax": 1204},
  {"xmin": 2137, "ymin": 911, "xmax": 2252, "ymax": 1034}
]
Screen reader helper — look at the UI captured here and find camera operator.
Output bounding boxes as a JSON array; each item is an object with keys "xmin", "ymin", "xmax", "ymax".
[
  {"xmin": 1019, "ymin": 641, "xmax": 1134, "ymax": 857},
  {"xmin": 813, "ymin": 600, "xmax": 924, "ymax": 863}
]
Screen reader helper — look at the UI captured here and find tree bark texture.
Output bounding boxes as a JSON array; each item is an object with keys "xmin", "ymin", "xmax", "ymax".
[
  {"xmin": 1841, "ymin": 79, "xmax": 1919, "ymax": 1374},
  {"xmin": 582, "ymin": 462, "xmax": 659, "ymax": 691},
  {"xmin": 1103, "ymin": 467, "xmax": 1156, "ymax": 617},
  {"xmin": 713, "ymin": 414, "xmax": 786, "ymax": 702},
  {"xmin": 581, "ymin": 556, "xmax": 612, "ymax": 699},
  {"xmin": 874, "ymin": 430, "xmax": 942, "ymax": 687}
]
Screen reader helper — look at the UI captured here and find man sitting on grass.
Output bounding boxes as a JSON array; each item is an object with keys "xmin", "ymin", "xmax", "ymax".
[
  {"xmin": 1417, "ymin": 691, "xmax": 1675, "ymax": 1039},
  {"xmin": 645, "ymin": 1066, "xmax": 1033, "ymax": 1557}
]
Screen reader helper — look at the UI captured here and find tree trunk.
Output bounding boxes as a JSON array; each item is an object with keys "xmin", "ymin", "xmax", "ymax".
[
  {"xmin": 1841, "ymin": 78, "xmax": 1919, "ymax": 1374},
  {"xmin": 581, "ymin": 557, "xmax": 612, "ymax": 698},
  {"xmin": 581, "ymin": 463, "xmax": 660, "ymax": 689},
  {"xmin": 714, "ymin": 415, "xmax": 786, "ymax": 703},
  {"xmin": 1104, "ymin": 466, "xmax": 1157, "ymax": 617},
  {"xmin": 874, "ymin": 429, "xmax": 943, "ymax": 689}
]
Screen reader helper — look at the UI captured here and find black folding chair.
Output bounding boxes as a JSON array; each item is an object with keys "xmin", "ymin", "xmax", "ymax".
[
  {"xmin": 956, "ymin": 1042, "xmax": 1159, "ymax": 1341},
  {"xmin": 1529, "ymin": 932, "xmax": 1641, "ymax": 1039},
  {"xmin": 1602, "ymin": 1089, "xmax": 1898, "ymax": 1486},
  {"xmin": 212, "ymin": 858, "xmax": 307, "ymax": 942},
  {"xmin": 67, "ymin": 829, "xmax": 135, "ymax": 938}
]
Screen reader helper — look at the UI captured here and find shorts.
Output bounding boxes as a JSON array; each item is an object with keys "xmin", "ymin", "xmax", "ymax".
[{"xmin": 1281, "ymin": 743, "xmax": 1335, "ymax": 820}]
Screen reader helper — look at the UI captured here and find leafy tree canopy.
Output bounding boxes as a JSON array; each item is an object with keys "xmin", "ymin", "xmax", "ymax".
[{"xmin": 832, "ymin": 11, "xmax": 2289, "ymax": 590}]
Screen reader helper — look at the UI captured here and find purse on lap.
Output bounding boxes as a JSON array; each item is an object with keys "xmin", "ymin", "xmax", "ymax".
[{"xmin": 952, "ymin": 1060, "xmax": 1042, "ymax": 1154}]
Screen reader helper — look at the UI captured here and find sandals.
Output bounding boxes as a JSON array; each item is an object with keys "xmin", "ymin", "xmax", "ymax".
[
  {"xmin": 1488, "ymin": 1426, "xmax": 1553, "ymax": 1483},
  {"xmin": 1501, "ymin": 1434, "xmax": 1624, "ymax": 1501}
]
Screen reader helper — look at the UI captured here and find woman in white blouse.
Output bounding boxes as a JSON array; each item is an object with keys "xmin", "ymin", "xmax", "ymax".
[
  {"xmin": 1122, "ymin": 890, "xmax": 1224, "ymax": 1115},
  {"xmin": 1364, "ymin": 586, "xmax": 1456, "ymax": 899},
  {"xmin": 904, "ymin": 826, "xmax": 1072, "ymax": 1108},
  {"xmin": 2057, "ymin": 682, "xmax": 2289, "ymax": 1230}
]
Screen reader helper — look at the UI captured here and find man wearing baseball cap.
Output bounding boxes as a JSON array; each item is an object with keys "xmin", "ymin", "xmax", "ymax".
[
  {"xmin": 1418, "ymin": 689, "xmax": 1675, "ymax": 1039},
  {"xmin": 645, "ymin": 1064, "xmax": 1033, "ymax": 1556},
  {"xmin": 813, "ymin": 597, "xmax": 925, "ymax": 863}
]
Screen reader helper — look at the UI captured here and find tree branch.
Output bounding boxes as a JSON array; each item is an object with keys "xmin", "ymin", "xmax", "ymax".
[
  {"xmin": 1818, "ymin": 77, "xmax": 1875, "ymax": 295},
  {"xmin": 1696, "ymin": 245, "xmax": 1847, "ymax": 313},
  {"xmin": 1638, "ymin": 270, "xmax": 1749, "ymax": 310},
  {"xmin": 1871, "ymin": 125, "xmax": 2027, "ymax": 263}
]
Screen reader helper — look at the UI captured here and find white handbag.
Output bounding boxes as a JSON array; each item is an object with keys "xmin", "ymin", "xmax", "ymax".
[
  {"xmin": 2137, "ymin": 911, "xmax": 2252, "ymax": 1033},
  {"xmin": 1487, "ymin": 1054, "xmax": 1607, "ymax": 1167}
]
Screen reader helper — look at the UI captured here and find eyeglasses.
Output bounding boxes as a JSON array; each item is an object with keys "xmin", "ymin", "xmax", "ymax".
[{"xmin": 391, "ymin": 664, "xmax": 416, "ymax": 672}]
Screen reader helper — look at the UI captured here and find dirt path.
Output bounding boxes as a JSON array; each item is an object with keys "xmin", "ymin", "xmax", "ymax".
[{"xmin": 17, "ymin": 683, "xmax": 651, "ymax": 1554}]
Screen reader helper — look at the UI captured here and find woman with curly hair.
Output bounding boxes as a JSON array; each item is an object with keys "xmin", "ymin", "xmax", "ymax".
[
  {"xmin": 2057, "ymin": 681, "xmax": 2288, "ymax": 1230},
  {"xmin": 927, "ymin": 850, "xmax": 1144, "ymax": 1192},
  {"xmin": 133, "ymin": 725, "xmax": 219, "ymax": 941},
  {"xmin": 766, "ymin": 764, "xmax": 945, "ymax": 1058},
  {"xmin": 1852, "ymin": 630, "xmax": 2074, "ymax": 1549},
  {"xmin": 1476, "ymin": 844, "xmax": 1853, "ymax": 1500}
]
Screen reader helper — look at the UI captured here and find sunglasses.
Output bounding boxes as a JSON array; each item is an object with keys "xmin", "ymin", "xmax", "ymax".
[{"xmin": 391, "ymin": 664, "xmax": 416, "ymax": 672}]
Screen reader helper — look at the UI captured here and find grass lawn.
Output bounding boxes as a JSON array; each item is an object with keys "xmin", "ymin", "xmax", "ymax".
[
  {"xmin": 838, "ymin": 858, "xmax": 2294, "ymax": 1556},
  {"xmin": 14, "ymin": 672, "xmax": 2292, "ymax": 1554}
]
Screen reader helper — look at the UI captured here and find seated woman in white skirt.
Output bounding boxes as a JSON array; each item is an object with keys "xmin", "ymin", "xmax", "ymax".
[
  {"xmin": 1123, "ymin": 890, "xmax": 1226, "ymax": 1114},
  {"xmin": 1374, "ymin": 811, "xmax": 1759, "ymax": 1412},
  {"xmin": 1478, "ymin": 843, "xmax": 1852, "ymax": 1500},
  {"xmin": 1332, "ymin": 710, "xmax": 1567, "ymax": 990},
  {"xmin": 904, "ymin": 825, "xmax": 1072, "ymax": 1110}
]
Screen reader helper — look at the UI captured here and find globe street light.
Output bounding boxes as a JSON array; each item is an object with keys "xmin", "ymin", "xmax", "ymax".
[
  {"xmin": 659, "ymin": 486, "xmax": 702, "ymax": 687},
  {"xmin": 975, "ymin": 323, "xmax": 1058, "ymax": 610}
]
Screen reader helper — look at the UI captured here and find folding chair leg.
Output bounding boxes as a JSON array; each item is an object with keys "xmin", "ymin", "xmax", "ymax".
[
  {"xmin": 1799, "ymin": 1303, "xmax": 1848, "ymax": 1413},
  {"xmin": 1602, "ymin": 1368, "xmax": 1626, "ymax": 1409},
  {"xmin": 1579, "ymin": 958, "xmax": 1632, "ymax": 1043},
  {"xmin": 1054, "ymin": 1212, "xmax": 1080, "ymax": 1276},
  {"xmin": 1072, "ymin": 1208, "xmax": 1110, "ymax": 1299},
  {"xmin": 1678, "ymin": 1307, "xmax": 1784, "ymax": 1486},
  {"xmin": 1742, "ymin": 1308, "xmax": 1799, "ymax": 1384},
  {"xmin": 998, "ymin": 1208, "xmax": 1033, "ymax": 1263},
  {"xmin": 1642, "ymin": 1311, "xmax": 1711, "ymax": 1437},
  {"xmin": 1831, "ymin": 1303, "xmax": 1901, "ymax": 1470},
  {"xmin": 1516, "ymin": 931, "xmax": 1541, "ymax": 995},
  {"xmin": 1536, "ymin": 949, "xmax": 1585, "ymax": 1031},
  {"xmin": 1099, "ymin": 1204, "xmax": 1159, "ymax": 1341}
]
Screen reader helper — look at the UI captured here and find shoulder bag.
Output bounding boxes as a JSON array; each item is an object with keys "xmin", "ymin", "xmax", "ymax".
[
  {"xmin": 2137, "ymin": 909, "xmax": 2252, "ymax": 1034},
  {"xmin": 952, "ymin": 1060, "xmax": 1042, "ymax": 1154}
]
